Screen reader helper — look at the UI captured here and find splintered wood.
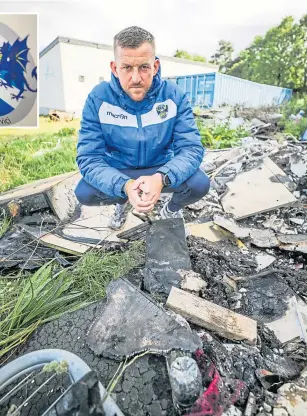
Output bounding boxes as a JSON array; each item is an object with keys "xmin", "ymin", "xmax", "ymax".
[
  {"xmin": 166, "ymin": 287, "xmax": 257, "ymax": 345},
  {"xmin": 0, "ymin": 172, "xmax": 79, "ymax": 207}
]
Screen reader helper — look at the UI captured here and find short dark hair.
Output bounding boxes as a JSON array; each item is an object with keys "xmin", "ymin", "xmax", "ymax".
[{"xmin": 113, "ymin": 26, "xmax": 155, "ymax": 56}]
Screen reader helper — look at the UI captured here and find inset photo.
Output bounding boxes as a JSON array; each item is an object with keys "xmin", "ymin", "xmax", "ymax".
[{"xmin": 0, "ymin": 13, "xmax": 38, "ymax": 127}]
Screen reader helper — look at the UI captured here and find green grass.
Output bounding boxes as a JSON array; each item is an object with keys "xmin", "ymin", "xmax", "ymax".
[
  {"xmin": 0, "ymin": 262, "xmax": 86, "ymax": 359},
  {"xmin": 63, "ymin": 242, "xmax": 145, "ymax": 301},
  {"xmin": 0, "ymin": 130, "xmax": 78, "ymax": 193},
  {"xmin": 0, "ymin": 243, "xmax": 144, "ymax": 360},
  {"xmin": 0, "ymin": 117, "xmax": 80, "ymax": 141}
]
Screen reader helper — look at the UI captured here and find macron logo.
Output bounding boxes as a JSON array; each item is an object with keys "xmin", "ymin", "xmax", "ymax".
[{"xmin": 107, "ymin": 111, "xmax": 128, "ymax": 120}]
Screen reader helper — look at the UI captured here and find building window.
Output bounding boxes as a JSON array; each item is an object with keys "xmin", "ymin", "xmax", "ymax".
[
  {"xmin": 79, "ymin": 75, "xmax": 85, "ymax": 82},
  {"xmin": 99, "ymin": 76, "xmax": 104, "ymax": 83}
]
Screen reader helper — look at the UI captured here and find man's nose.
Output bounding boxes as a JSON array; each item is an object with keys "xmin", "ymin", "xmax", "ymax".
[{"xmin": 131, "ymin": 67, "xmax": 141, "ymax": 84}]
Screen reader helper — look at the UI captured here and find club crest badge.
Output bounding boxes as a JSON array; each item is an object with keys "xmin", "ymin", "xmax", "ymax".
[
  {"xmin": 156, "ymin": 104, "xmax": 168, "ymax": 119},
  {"xmin": 0, "ymin": 20, "xmax": 37, "ymax": 126}
]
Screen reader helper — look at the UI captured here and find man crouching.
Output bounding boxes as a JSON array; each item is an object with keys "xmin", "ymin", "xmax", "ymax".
[{"xmin": 75, "ymin": 26, "xmax": 210, "ymax": 229}]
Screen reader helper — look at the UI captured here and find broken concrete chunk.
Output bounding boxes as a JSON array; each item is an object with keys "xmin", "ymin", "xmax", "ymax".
[
  {"xmin": 166, "ymin": 287, "xmax": 257, "ymax": 345},
  {"xmin": 244, "ymin": 392, "xmax": 257, "ymax": 416},
  {"xmin": 87, "ymin": 279, "xmax": 201, "ymax": 359},
  {"xmin": 272, "ymin": 408, "xmax": 288, "ymax": 416},
  {"xmin": 213, "ymin": 215, "xmax": 251, "ymax": 239},
  {"xmin": 263, "ymin": 403, "xmax": 272, "ymax": 412},
  {"xmin": 277, "ymin": 234, "xmax": 307, "ymax": 254},
  {"xmin": 251, "ymin": 117, "xmax": 268, "ymax": 127},
  {"xmin": 222, "ymin": 405, "xmax": 242, "ymax": 416},
  {"xmin": 256, "ymin": 254, "xmax": 276, "ymax": 271},
  {"xmin": 276, "ymin": 382, "xmax": 307, "ymax": 416},
  {"xmin": 290, "ymin": 153, "xmax": 307, "ymax": 178},
  {"xmin": 277, "ymin": 234, "xmax": 307, "ymax": 245},
  {"xmin": 263, "ymin": 215, "xmax": 285, "ymax": 232},
  {"xmin": 250, "ymin": 229, "xmax": 279, "ymax": 248},
  {"xmin": 222, "ymin": 276, "xmax": 238, "ymax": 291},
  {"xmin": 179, "ymin": 269, "xmax": 207, "ymax": 294},
  {"xmin": 293, "ymin": 191, "xmax": 301, "ymax": 198},
  {"xmin": 290, "ymin": 218, "xmax": 305, "ymax": 226}
]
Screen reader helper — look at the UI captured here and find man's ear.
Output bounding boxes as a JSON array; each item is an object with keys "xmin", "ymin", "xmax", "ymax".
[
  {"xmin": 153, "ymin": 59, "xmax": 160, "ymax": 76},
  {"xmin": 110, "ymin": 61, "xmax": 118, "ymax": 78}
]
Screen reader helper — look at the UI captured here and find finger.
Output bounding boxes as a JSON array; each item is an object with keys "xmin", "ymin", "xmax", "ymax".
[
  {"xmin": 135, "ymin": 199, "xmax": 155, "ymax": 207},
  {"xmin": 139, "ymin": 182, "xmax": 151, "ymax": 194},
  {"xmin": 130, "ymin": 191, "xmax": 154, "ymax": 206},
  {"xmin": 133, "ymin": 177, "xmax": 146, "ymax": 187},
  {"xmin": 135, "ymin": 204, "xmax": 155, "ymax": 213},
  {"xmin": 131, "ymin": 181, "xmax": 143, "ymax": 191},
  {"xmin": 141, "ymin": 192, "xmax": 156, "ymax": 203}
]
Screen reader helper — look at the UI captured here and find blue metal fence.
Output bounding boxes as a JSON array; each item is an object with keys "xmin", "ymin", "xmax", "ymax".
[{"xmin": 165, "ymin": 72, "xmax": 293, "ymax": 108}]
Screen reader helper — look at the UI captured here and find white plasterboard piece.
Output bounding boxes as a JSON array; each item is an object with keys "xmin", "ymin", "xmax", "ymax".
[{"xmin": 221, "ymin": 158, "xmax": 296, "ymax": 219}]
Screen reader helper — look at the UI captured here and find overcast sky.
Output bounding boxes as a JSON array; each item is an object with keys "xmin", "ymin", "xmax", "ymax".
[{"xmin": 1, "ymin": 0, "xmax": 306, "ymax": 59}]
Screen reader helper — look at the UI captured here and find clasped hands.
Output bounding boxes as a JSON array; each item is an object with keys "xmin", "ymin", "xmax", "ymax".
[{"xmin": 125, "ymin": 173, "xmax": 164, "ymax": 213}]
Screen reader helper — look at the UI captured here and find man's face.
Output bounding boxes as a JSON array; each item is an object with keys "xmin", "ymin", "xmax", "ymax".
[{"xmin": 110, "ymin": 42, "xmax": 160, "ymax": 102}]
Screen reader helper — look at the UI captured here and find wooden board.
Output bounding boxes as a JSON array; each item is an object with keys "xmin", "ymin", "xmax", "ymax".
[
  {"xmin": 45, "ymin": 173, "xmax": 81, "ymax": 221},
  {"xmin": 185, "ymin": 221, "xmax": 227, "ymax": 242},
  {"xmin": 0, "ymin": 171, "xmax": 78, "ymax": 206},
  {"xmin": 166, "ymin": 287, "xmax": 257, "ymax": 345},
  {"xmin": 22, "ymin": 225, "xmax": 90, "ymax": 255},
  {"xmin": 221, "ymin": 158, "xmax": 297, "ymax": 219}
]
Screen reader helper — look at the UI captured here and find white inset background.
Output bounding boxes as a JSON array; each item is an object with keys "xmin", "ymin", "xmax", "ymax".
[{"xmin": 0, "ymin": 13, "xmax": 38, "ymax": 127}]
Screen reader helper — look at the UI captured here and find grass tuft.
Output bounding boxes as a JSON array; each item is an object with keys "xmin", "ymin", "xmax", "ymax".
[
  {"xmin": 65, "ymin": 242, "xmax": 145, "ymax": 301},
  {"xmin": 0, "ymin": 242, "xmax": 144, "ymax": 360}
]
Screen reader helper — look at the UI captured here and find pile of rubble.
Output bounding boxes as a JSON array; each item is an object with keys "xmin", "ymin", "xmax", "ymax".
[{"xmin": 1, "ymin": 132, "xmax": 307, "ymax": 416}]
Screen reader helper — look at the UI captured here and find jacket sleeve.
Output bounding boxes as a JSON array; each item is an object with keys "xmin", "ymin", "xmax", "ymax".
[
  {"xmin": 76, "ymin": 93, "xmax": 130, "ymax": 198},
  {"xmin": 156, "ymin": 93, "xmax": 205, "ymax": 187}
]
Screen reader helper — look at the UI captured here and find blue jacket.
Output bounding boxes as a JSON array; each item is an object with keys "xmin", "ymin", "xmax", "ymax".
[{"xmin": 76, "ymin": 64, "xmax": 205, "ymax": 198}]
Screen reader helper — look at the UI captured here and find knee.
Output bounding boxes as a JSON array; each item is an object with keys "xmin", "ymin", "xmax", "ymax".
[
  {"xmin": 75, "ymin": 179, "xmax": 99, "ymax": 206},
  {"xmin": 187, "ymin": 169, "xmax": 210, "ymax": 198}
]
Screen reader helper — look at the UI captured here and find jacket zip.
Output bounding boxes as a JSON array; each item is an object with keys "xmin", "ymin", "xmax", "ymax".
[{"xmin": 136, "ymin": 112, "xmax": 145, "ymax": 167}]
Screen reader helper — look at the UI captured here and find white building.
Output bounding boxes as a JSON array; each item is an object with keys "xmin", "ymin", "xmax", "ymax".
[{"xmin": 39, "ymin": 37, "xmax": 218, "ymax": 117}]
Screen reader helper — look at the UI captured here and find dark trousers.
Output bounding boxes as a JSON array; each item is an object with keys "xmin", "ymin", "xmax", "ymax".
[{"xmin": 75, "ymin": 166, "xmax": 210, "ymax": 212}]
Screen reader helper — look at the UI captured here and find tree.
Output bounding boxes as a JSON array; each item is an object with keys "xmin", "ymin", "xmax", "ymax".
[
  {"xmin": 210, "ymin": 40, "xmax": 234, "ymax": 73},
  {"xmin": 227, "ymin": 15, "xmax": 307, "ymax": 91},
  {"xmin": 174, "ymin": 49, "xmax": 206, "ymax": 63}
]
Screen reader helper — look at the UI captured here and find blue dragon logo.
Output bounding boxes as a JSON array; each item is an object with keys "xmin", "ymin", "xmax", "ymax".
[{"xmin": 0, "ymin": 36, "xmax": 37, "ymax": 101}]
